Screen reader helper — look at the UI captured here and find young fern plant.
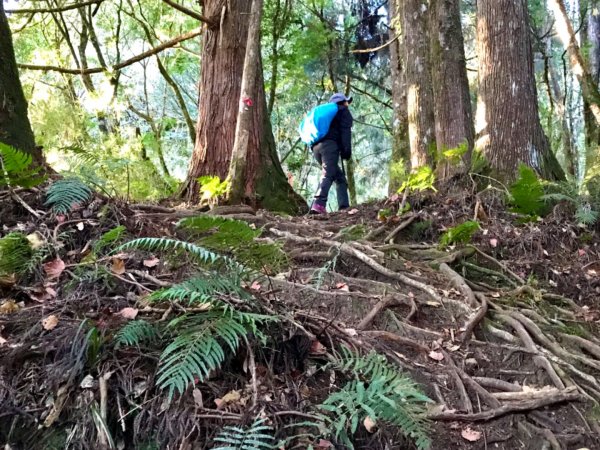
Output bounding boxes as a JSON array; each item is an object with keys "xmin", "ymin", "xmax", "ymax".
[
  {"xmin": 211, "ymin": 417, "xmax": 278, "ymax": 450},
  {"xmin": 150, "ymin": 274, "xmax": 250, "ymax": 306},
  {"xmin": 45, "ymin": 178, "xmax": 93, "ymax": 214},
  {"xmin": 114, "ymin": 320, "xmax": 159, "ymax": 348},
  {"xmin": 157, "ymin": 311, "xmax": 275, "ymax": 399},
  {"xmin": 0, "ymin": 232, "xmax": 34, "ymax": 276},
  {"xmin": 0, "ymin": 142, "xmax": 45, "ymax": 188},
  {"xmin": 320, "ymin": 348, "xmax": 432, "ymax": 450}
]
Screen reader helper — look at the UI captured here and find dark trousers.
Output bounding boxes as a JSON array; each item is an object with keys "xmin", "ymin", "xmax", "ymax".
[{"xmin": 312, "ymin": 140, "xmax": 349, "ymax": 209}]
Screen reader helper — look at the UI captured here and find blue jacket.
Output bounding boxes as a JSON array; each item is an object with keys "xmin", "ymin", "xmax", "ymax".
[{"xmin": 321, "ymin": 106, "xmax": 353, "ymax": 160}]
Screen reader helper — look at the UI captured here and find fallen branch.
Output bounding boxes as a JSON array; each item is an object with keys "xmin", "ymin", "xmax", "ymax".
[
  {"xmin": 383, "ymin": 213, "xmax": 416, "ymax": 243},
  {"xmin": 461, "ymin": 295, "xmax": 488, "ymax": 344},
  {"xmin": 472, "ymin": 377, "xmax": 522, "ymax": 392},
  {"xmin": 439, "ymin": 263, "xmax": 477, "ymax": 307},
  {"xmin": 429, "ymin": 388, "xmax": 580, "ymax": 421},
  {"xmin": 357, "ymin": 296, "xmax": 397, "ymax": 330},
  {"xmin": 361, "ymin": 330, "xmax": 429, "ymax": 353}
]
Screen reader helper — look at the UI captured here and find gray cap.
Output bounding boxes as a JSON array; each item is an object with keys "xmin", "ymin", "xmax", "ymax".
[{"xmin": 329, "ymin": 93, "xmax": 353, "ymax": 104}]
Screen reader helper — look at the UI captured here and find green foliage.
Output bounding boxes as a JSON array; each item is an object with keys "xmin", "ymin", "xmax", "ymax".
[
  {"xmin": 509, "ymin": 164, "xmax": 546, "ymax": 216},
  {"xmin": 93, "ymin": 226, "xmax": 127, "ymax": 255},
  {"xmin": 321, "ymin": 348, "xmax": 432, "ymax": 450},
  {"xmin": 114, "ymin": 320, "xmax": 159, "ymax": 348},
  {"xmin": 542, "ymin": 181, "xmax": 600, "ymax": 226},
  {"xmin": 439, "ymin": 221, "xmax": 480, "ymax": 248},
  {"xmin": 398, "ymin": 166, "xmax": 437, "ymax": 194},
  {"xmin": 198, "ymin": 176, "xmax": 230, "ymax": 205},
  {"xmin": 45, "ymin": 178, "xmax": 93, "ymax": 214},
  {"xmin": 157, "ymin": 311, "xmax": 274, "ymax": 398},
  {"xmin": 440, "ymin": 142, "xmax": 468, "ymax": 165},
  {"xmin": 0, "ymin": 142, "xmax": 45, "ymax": 188},
  {"xmin": 115, "ymin": 237, "xmax": 224, "ymax": 266},
  {"xmin": 337, "ymin": 224, "xmax": 368, "ymax": 242},
  {"xmin": 0, "ymin": 233, "xmax": 33, "ymax": 276},
  {"xmin": 211, "ymin": 418, "xmax": 278, "ymax": 450},
  {"xmin": 150, "ymin": 274, "xmax": 250, "ymax": 306},
  {"xmin": 178, "ymin": 216, "xmax": 288, "ymax": 273}
]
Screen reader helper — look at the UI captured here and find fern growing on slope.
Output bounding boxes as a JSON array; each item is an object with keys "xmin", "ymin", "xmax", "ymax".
[
  {"xmin": 0, "ymin": 142, "xmax": 45, "ymax": 188},
  {"xmin": 150, "ymin": 274, "xmax": 250, "ymax": 306},
  {"xmin": 0, "ymin": 233, "xmax": 34, "ymax": 276},
  {"xmin": 509, "ymin": 164, "xmax": 546, "ymax": 216},
  {"xmin": 115, "ymin": 237, "xmax": 226, "ymax": 266},
  {"xmin": 439, "ymin": 220, "xmax": 480, "ymax": 249},
  {"xmin": 178, "ymin": 216, "xmax": 288, "ymax": 273},
  {"xmin": 211, "ymin": 418, "xmax": 278, "ymax": 450},
  {"xmin": 45, "ymin": 178, "xmax": 93, "ymax": 214},
  {"xmin": 321, "ymin": 348, "xmax": 432, "ymax": 450},
  {"xmin": 114, "ymin": 320, "xmax": 159, "ymax": 348},
  {"xmin": 157, "ymin": 311, "xmax": 274, "ymax": 398}
]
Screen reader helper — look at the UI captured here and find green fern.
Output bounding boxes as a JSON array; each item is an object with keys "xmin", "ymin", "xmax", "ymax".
[
  {"xmin": 0, "ymin": 142, "xmax": 45, "ymax": 188},
  {"xmin": 211, "ymin": 418, "xmax": 278, "ymax": 450},
  {"xmin": 115, "ymin": 238, "xmax": 225, "ymax": 266},
  {"xmin": 150, "ymin": 274, "xmax": 250, "ymax": 305},
  {"xmin": 157, "ymin": 311, "xmax": 274, "ymax": 398},
  {"xmin": 45, "ymin": 178, "xmax": 93, "ymax": 214},
  {"xmin": 509, "ymin": 164, "xmax": 546, "ymax": 216},
  {"xmin": 114, "ymin": 320, "xmax": 159, "ymax": 348},
  {"xmin": 576, "ymin": 204, "xmax": 599, "ymax": 225},
  {"xmin": 439, "ymin": 220, "xmax": 480, "ymax": 248},
  {"xmin": 322, "ymin": 348, "xmax": 432, "ymax": 450},
  {"xmin": 178, "ymin": 216, "xmax": 288, "ymax": 272},
  {"xmin": 0, "ymin": 232, "xmax": 33, "ymax": 276}
]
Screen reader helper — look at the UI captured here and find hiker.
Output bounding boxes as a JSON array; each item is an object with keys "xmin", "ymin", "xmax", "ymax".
[{"xmin": 310, "ymin": 93, "xmax": 353, "ymax": 214}]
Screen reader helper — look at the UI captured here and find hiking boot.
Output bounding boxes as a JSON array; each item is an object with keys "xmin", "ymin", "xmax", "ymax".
[{"xmin": 309, "ymin": 203, "xmax": 326, "ymax": 215}]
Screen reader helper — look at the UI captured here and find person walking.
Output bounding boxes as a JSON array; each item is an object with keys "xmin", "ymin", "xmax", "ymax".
[{"xmin": 310, "ymin": 93, "xmax": 353, "ymax": 214}]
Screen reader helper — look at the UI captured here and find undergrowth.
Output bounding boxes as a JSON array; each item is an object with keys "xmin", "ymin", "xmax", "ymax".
[{"xmin": 0, "ymin": 142, "xmax": 45, "ymax": 188}]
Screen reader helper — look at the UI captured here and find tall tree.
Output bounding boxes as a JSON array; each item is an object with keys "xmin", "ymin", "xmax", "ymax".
[
  {"xmin": 475, "ymin": 0, "xmax": 563, "ymax": 180},
  {"xmin": 0, "ymin": 2, "xmax": 39, "ymax": 160},
  {"xmin": 583, "ymin": 0, "xmax": 600, "ymax": 175},
  {"xmin": 429, "ymin": 0, "xmax": 474, "ymax": 179},
  {"xmin": 403, "ymin": 0, "xmax": 436, "ymax": 169},
  {"xmin": 180, "ymin": 1, "xmax": 306, "ymax": 214},
  {"xmin": 387, "ymin": 0, "xmax": 410, "ymax": 193}
]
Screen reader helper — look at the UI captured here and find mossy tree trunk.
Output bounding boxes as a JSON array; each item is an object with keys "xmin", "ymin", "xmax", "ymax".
[
  {"xmin": 403, "ymin": 0, "xmax": 436, "ymax": 169},
  {"xmin": 180, "ymin": 0, "xmax": 306, "ymax": 214},
  {"xmin": 387, "ymin": 0, "xmax": 410, "ymax": 194},
  {"xmin": 429, "ymin": 0, "xmax": 474, "ymax": 180},
  {"xmin": 475, "ymin": 0, "xmax": 564, "ymax": 181},
  {"xmin": 0, "ymin": 3, "xmax": 39, "ymax": 161}
]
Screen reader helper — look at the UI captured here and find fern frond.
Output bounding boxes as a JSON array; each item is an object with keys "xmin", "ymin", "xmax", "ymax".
[
  {"xmin": 157, "ymin": 311, "xmax": 274, "ymax": 398},
  {"xmin": 0, "ymin": 142, "xmax": 45, "ymax": 188},
  {"xmin": 323, "ymin": 348, "xmax": 432, "ymax": 450},
  {"xmin": 150, "ymin": 274, "xmax": 249, "ymax": 305},
  {"xmin": 576, "ymin": 204, "xmax": 599, "ymax": 225},
  {"xmin": 0, "ymin": 232, "xmax": 33, "ymax": 276},
  {"xmin": 509, "ymin": 164, "xmax": 545, "ymax": 216},
  {"xmin": 114, "ymin": 320, "xmax": 159, "ymax": 348},
  {"xmin": 115, "ymin": 238, "xmax": 224, "ymax": 266},
  {"xmin": 45, "ymin": 178, "xmax": 93, "ymax": 214},
  {"xmin": 212, "ymin": 418, "xmax": 278, "ymax": 450}
]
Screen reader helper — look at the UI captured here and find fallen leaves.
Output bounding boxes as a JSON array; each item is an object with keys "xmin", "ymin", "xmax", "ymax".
[
  {"xmin": 143, "ymin": 257, "xmax": 160, "ymax": 268},
  {"xmin": 363, "ymin": 416, "xmax": 377, "ymax": 433},
  {"xmin": 309, "ymin": 340, "xmax": 327, "ymax": 356},
  {"xmin": 461, "ymin": 427, "xmax": 482, "ymax": 442},
  {"xmin": 42, "ymin": 315, "xmax": 59, "ymax": 330},
  {"xmin": 335, "ymin": 282, "xmax": 349, "ymax": 292},
  {"xmin": 43, "ymin": 258, "xmax": 65, "ymax": 280},
  {"xmin": 118, "ymin": 307, "xmax": 139, "ymax": 320},
  {"xmin": 0, "ymin": 299, "xmax": 20, "ymax": 314},
  {"xmin": 111, "ymin": 258, "xmax": 126, "ymax": 275},
  {"xmin": 214, "ymin": 390, "xmax": 242, "ymax": 409},
  {"xmin": 428, "ymin": 350, "xmax": 444, "ymax": 362}
]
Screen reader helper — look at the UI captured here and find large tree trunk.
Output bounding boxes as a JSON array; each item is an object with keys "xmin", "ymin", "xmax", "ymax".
[
  {"xmin": 475, "ymin": 0, "xmax": 564, "ymax": 181},
  {"xmin": 0, "ymin": 3, "xmax": 38, "ymax": 161},
  {"xmin": 584, "ymin": 1, "xmax": 600, "ymax": 176},
  {"xmin": 387, "ymin": 0, "xmax": 410, "ymax": 194},
  {"xmin": 180, "ymin": 0, "xmax": 306, "ymax": 214},
  {"xmin": 403, "ymin": 0, "xmax": 436, "ymax": 169},
  {"xmin": 429, "ymin": 0, "xmax": 474, "ymax": 179}
]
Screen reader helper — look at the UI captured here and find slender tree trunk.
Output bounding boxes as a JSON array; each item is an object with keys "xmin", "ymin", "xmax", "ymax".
[
  {"xmin": 0, "ymin": 3, "xmax": 39, "ymax": 160},
  {"xmin": 403, "ymin": 0, "xmax": 436, "ymax": 169},
  {"xmin": 475, "ymin": 0, "xmax": 564, "ymax": 181},
  {"xmin": 228, "ymin": 0, "xmax": 264, "ymax": 204},
  {"xmin": 387, "ymin": 0, "xmax": 410, "ymax": 194},
  {"xmin": 181, "ymin": 0, "xmax": 306, "ymax": 214},
  {"xmin": 584, "ymin": 1, "xmax": 600, "ymax": 175},
  {"xmin": 429, "ymin": 0, "xmax": 474, "ymax": 179}
]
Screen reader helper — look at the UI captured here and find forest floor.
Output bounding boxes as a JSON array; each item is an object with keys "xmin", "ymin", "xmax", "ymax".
[{"xmin": 2, "ymin": 183, "xmax": 600, "ymax": 450}]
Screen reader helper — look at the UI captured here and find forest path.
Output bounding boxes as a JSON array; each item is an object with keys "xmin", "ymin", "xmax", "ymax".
[{"xmin": 1, "ymin": 189, "xmax": 600, "ymax": 449}]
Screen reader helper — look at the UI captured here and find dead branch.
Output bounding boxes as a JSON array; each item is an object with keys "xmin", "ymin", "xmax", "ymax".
[
  {"xmin": 429, "ymin": 388, "xmax": 580, "ymax": 421},
  {"xmin": 357, "ymin": 296, "xmax": 398, "ymax": 330},
  {"xmin": 472, "ymin": 247, "xmax": 525, "ymax": 285},
  {"xmin": 383, "ymin": 213, "xmax": 416, "ymax": 243},
  {"xmin": 6, "ymin": 0, "xmax": 104, "ymax": 14},
  {"xmin": 18, "ymin": 28, "xmax": 202, "ymax": 75},
  {"xmin": 472, "ymin": 377, "xmax": 522, "ymax": 392},
  {"xmin": 160, "ymin": 0, "xmax": 215, "ymax": 25},
  {"xmin": 461, "ymin": 295, "xmax": 488, "ymax": 343},
  {"xmin": 361, "ymin": 330, "xmax": 429, "ymax": 353},
  {"xmin": 493, "ymin": 386, "xmax": 564, "ymax": 401}
]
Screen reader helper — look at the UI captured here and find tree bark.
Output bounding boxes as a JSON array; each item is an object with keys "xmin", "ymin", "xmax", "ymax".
[
  {"xmin": 475, "ymin": 0, "xmax": 564, "ymax": 181},
  {"xmin": 180, "ymin": 0, "xmax": 306, "ymax": 214},
  {"xmin": 429, "ymin": 0, "xmax": 474, "ymax": 179},
  {"xmin": 584, "ymin": 1, "xmax": 600, "ymax": 176},
  {"xmin": 0, "ymin": 2, "xmax": 39, "ymax": 161},
  {"xmin": 403, "ymin": 0, "xmax": 436, "ymax": 169},
  {"xmin": 387, "ymin": 0, "xmax": 410, "ymax": 194},
  {"xmin": 227, "ymin": 0, "xmax": 264, "ymax": 204}
]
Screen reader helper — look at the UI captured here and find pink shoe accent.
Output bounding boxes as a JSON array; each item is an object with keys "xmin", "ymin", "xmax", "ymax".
[{"xmin": 310, "ymin": 203, "xmax": 326, "ymax": 214}]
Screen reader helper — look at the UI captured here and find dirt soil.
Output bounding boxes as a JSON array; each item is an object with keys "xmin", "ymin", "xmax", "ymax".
[{"xmin": 1, "ymin": 185, "xmax": 600, "ymax": 450}]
